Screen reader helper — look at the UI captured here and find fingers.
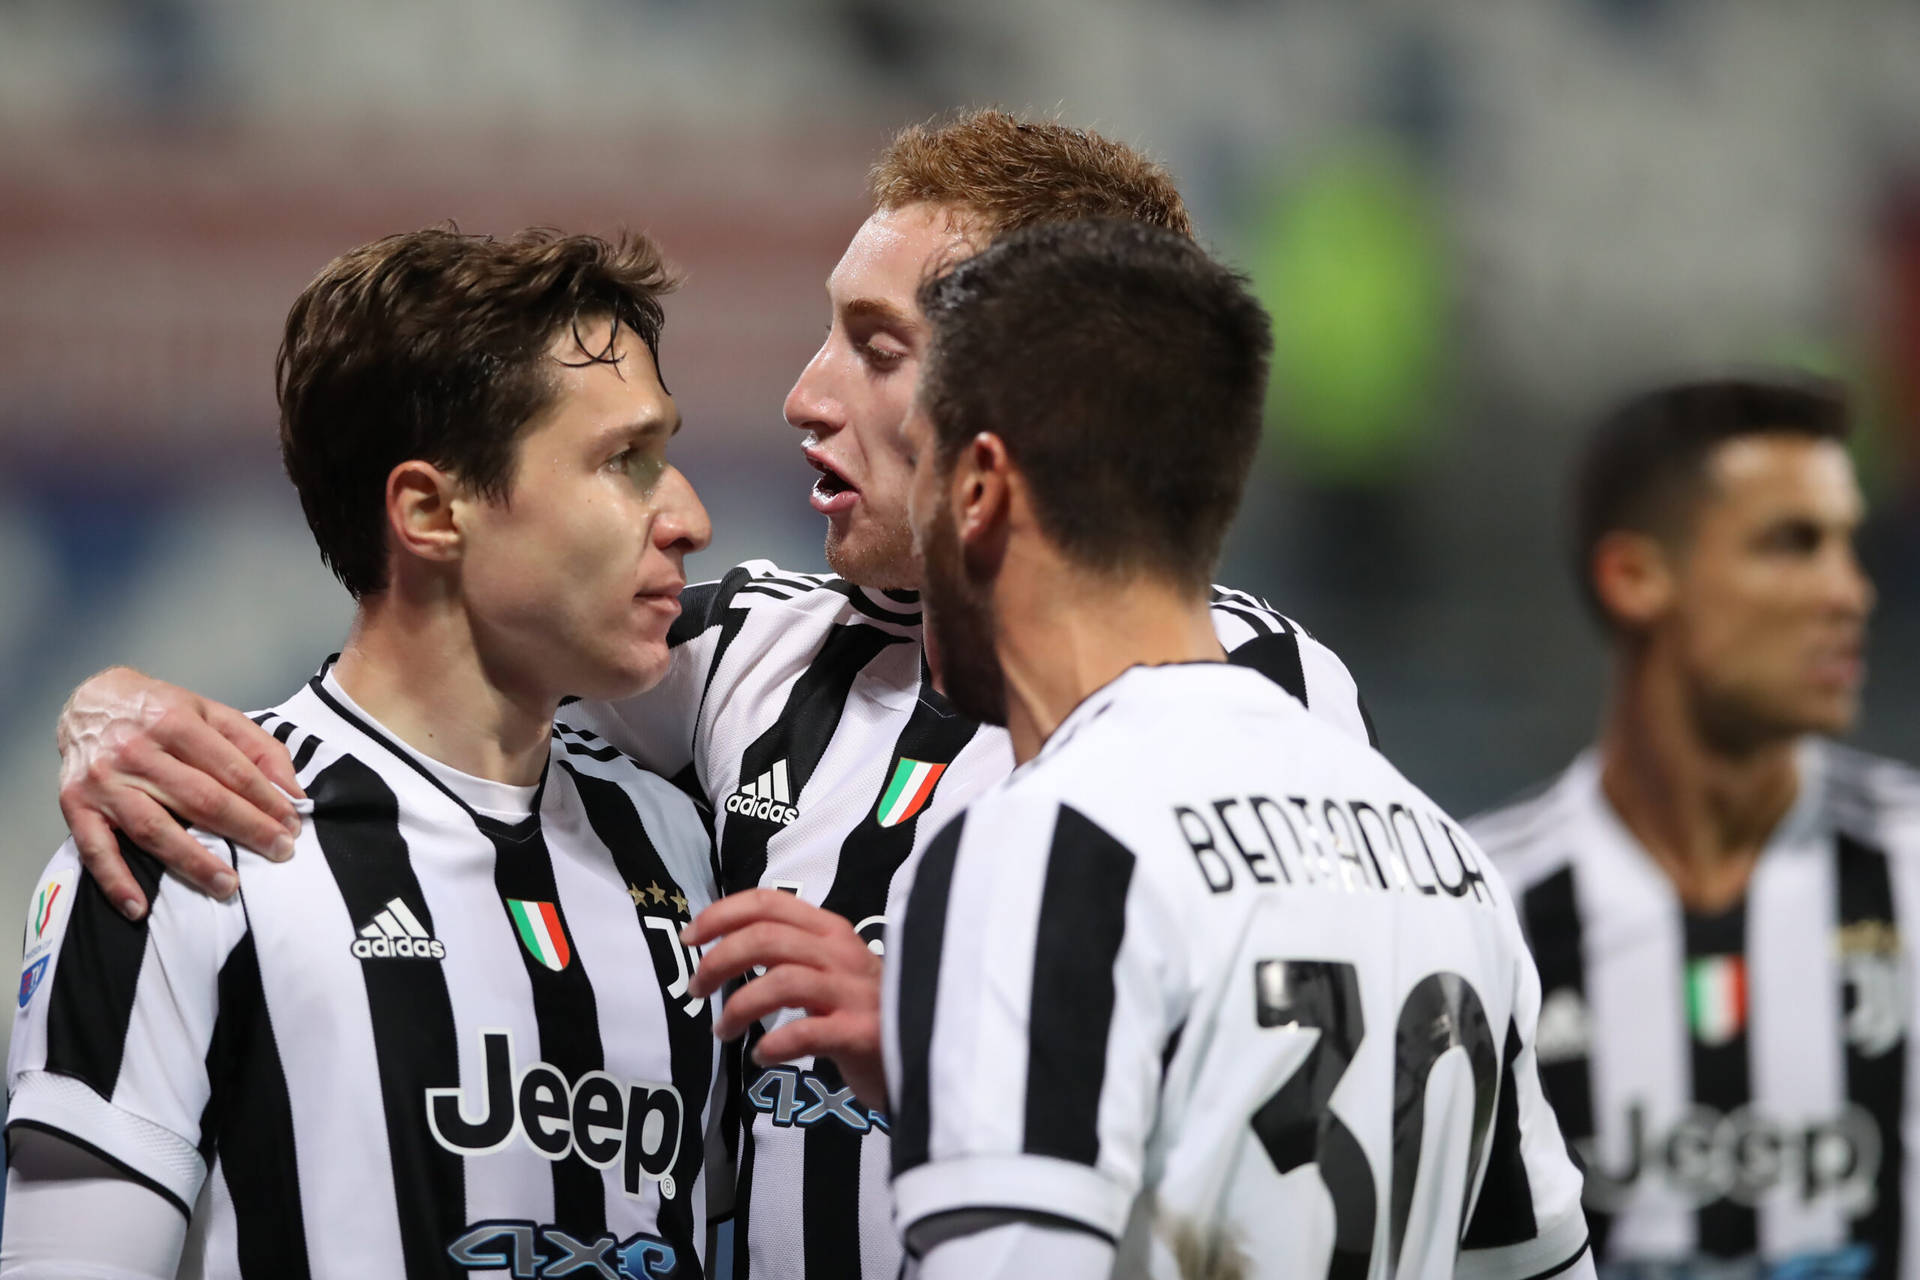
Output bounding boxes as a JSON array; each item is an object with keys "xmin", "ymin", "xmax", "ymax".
[
  {"xmin": 134, "ymin": 723, "xmax": 297, "ymax": 859},
  {"xmin": 752, "ymin": 1010, "xmax": 889, "ymax": 1110},
  {"xmin": 681, "ymin": 889, "xmax": 840, "ymax": 947},
  {"xmin": 201, "ymin": 698, "xmax": 305, "ymax": 801},
  {"xmin": 98, "ymin": 790, "xmax": 238, "ymax": 901},
  {"xmin": 715, "ymin": 964, "xmax": 874, "ymax": 1042},
  {"xmin": 688, "ymin": 918, "xmax": 877, "ymax": 999},
  {"xmin": 752, "ymin": 1011, "xmax": 881, "ymax": 1068},
  {"xmin": 62, "ymin": 802, "xmax": 150, "ymax": 922}
]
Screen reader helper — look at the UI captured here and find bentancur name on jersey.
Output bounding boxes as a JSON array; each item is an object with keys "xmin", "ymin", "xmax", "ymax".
[{"xmin": 1178, "ymin": 789, "xmax": 1494, "ymax": 903}]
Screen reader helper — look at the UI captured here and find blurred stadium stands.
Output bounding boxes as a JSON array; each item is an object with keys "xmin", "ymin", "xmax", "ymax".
[{"xmin": 4, "ymin": 0, "xmax": 1920, "ymax": 1065}]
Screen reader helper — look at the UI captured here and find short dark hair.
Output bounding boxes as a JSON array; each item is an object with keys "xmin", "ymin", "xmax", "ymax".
[
  {"xmin": 916, "ymin": 218, "xmax": 1270, "ymax": 589},
  {"xmin": 277, "ymin": 226, "xmax": 677, "ymax": 598},
  {"xmin": 870, "ymin": 108, "xmax": 1194, "ymax": 241},
  {"xmin": 1572, "ymin": 375, "xmax": 1851, "ymax": 625}
]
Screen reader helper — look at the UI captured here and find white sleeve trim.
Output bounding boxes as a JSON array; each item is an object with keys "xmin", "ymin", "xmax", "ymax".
[
  {"xmin": 6, "ymin": 1071, "xmax": 205, "ymax": 1213},
  {"xmin": 1455, "ymin": 1215, "xmax": 1590, "ymax": 1280},
  {"xmin": 893, "ymin": 1155, "xmax": 1130, "ymax": 1243}
]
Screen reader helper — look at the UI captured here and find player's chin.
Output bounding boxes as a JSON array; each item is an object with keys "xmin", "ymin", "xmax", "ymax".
[
  {"xmin": 571, "ymin": 640, "xmax": 673, "ymax": 703},
  {"xmin": 824, "ymin": 520, "xmax": 917, "ymax": 590},
  {"xmin": 1796, "ymin": 690, "xmax": 1861, "ymax": 738}
]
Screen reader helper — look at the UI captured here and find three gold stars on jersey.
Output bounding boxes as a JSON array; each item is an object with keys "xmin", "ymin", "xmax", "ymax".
[{"xmin": 629, "ymin": 880, "xmax": 688, "ymax": 916}]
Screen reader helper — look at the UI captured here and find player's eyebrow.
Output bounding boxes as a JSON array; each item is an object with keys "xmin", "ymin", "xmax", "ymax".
[
  {"xmin": 596, "ymin": 411, "xmax": 682, "ymax": 449},
  {"xmin": 842, "ymin": 297, "xmax": 919, "ymax": 334}
]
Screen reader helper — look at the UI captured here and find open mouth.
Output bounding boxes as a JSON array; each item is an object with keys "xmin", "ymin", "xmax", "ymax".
[{"xmin": 806, "ymin": 452, "xmax": 860, "ymax": 513}]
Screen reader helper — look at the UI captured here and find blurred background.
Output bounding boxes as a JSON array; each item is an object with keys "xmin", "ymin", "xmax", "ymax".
[{"xmin": 5, "ymin": 0, "xmax": 1920, "ymax": 995}]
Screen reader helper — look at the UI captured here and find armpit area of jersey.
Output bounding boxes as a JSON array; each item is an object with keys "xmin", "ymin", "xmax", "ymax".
[{"xmin": 6, "ymin": 1070, "xmax": 205, "ymax": 1215}]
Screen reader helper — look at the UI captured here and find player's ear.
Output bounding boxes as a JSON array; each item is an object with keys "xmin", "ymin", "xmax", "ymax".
[
  {"xmin": 386, "ymin": 459, "xmax": 464, "ymax": 567},
  {"xmin": 953, "ymin": 432, "xmax": 1013, "ymax": 574},
  {"xmin": 1591, "ymin": 528, "xmax": 1675, "ymax": 630}
]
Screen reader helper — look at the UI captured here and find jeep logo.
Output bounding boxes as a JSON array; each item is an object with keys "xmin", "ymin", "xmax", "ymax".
[
  {"xmin": 1581, "ymin": 1103, "xmax": 1880, "ymax": 1214},
  {"xmin": 427, "ymin": 1029, "xmax": 684, "ymax": 1199}
]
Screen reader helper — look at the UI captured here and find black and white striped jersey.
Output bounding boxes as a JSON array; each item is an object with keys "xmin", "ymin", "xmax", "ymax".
[
  {"xmin": 882, "ymin": 663, "xmax": 1591, "ymax": 1280},
  {"xmin": 561, "ymin": 559, "xmax": 1374, "ymax": 1280},
  {"xmin": 7, "ymin": 668, "xmax": 719, "ymax": 1279},
  {"xmin": 1470, "ymin": 743, "xmax": 1920, "ymax": 1280}
]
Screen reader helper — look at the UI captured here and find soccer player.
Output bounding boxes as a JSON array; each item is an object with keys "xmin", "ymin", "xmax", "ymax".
[
  {"xmin": 50, "ymin": 111, "xmax": 1373, "ymax": 1280},
  {"xmin": 882, "ymin": 216, "xmax": 1593, "ymax": 1279},
  {"xmin": 7, "ymin": 229, "xmax": 720, "ymax": 1277},
  {"xmin": 1469, "ymin": 379, "xmax": 1918, "ymax": 1277}
]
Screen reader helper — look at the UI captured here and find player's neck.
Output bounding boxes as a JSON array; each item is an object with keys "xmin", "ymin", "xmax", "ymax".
[
  {"xmin": 997, "ymin": 557, "xmax": 1224, "ymax": 766},
  {"xmin": 330, "ymin": 595, "xmax": 557, "ymax": 788},
  {"xmin": 1599, "ymin": 653, "xmax": 1800, "ymax": 914}
]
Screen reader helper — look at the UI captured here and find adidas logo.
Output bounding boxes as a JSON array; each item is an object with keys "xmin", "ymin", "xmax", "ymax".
[
  {"xmin": 724, "ymin": 759, "xmax": 799, "ymax": 827},
  {"xmin": 351, "ymin": 897, "xmax": 447, "ymax": 961}
]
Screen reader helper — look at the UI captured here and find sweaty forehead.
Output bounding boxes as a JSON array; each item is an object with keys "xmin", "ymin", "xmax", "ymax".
[
  {"xmin": 828, "ymin": 203, "xmax": 986, "ymax": 309},
  {"xmin": 1699, "ymin": 434, "xmax": 1862, "ymax": 520}
]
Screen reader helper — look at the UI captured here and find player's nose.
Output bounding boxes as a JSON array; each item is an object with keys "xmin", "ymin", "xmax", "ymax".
[
  {"xmin": 652, "ymin": 466, "xmax": 712, "ymax": 555},
  {"xmin": 784, "ymin": 343, "xmax": 844, "ymax": 437},
  {"xmin": 1827, "ymin": 542, "xmax": 1876, "ymax": 619}
]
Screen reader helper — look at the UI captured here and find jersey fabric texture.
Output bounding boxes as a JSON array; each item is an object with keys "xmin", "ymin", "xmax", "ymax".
[
  {"xmin": 560, "ymin": 560, "xmax": 1375, "ymax": 1280},
  {"xmin": 1471, "ymin": 743, "xmax": 1920, "ymax": 1280},
  {"xmin": 882, "ymin": 663, "xmax": 1590, "ymax": 1280},
  {"xmin": 8, "ymin": 668, "xmax": 718, "ymax": 1279}
]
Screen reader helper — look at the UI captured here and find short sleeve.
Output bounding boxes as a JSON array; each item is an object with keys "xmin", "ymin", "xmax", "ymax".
[
  {"xmin": 7, "ymin": 833, "xmax": 246, "ymax": 1214},
  {"xmin": 885, "ymin": 792, "xmax": 1182, "ymax": 1249},
  {"xmin": 1456, "ymin": 905, "xmax": 1592, "ymax": 1280},
  {"xmin": 1209, "ymin": 588, "xmax": 1374, "ymax": 747}
]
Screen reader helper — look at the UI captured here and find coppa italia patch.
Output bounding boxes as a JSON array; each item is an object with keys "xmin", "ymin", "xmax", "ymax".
[
  {"xmin": 22, "ymin": 870, "xmax": 76, "ymax": 964},
  {"xmin": 18, "ymin": 869, "xmax": 77, "ymax": 1008}
]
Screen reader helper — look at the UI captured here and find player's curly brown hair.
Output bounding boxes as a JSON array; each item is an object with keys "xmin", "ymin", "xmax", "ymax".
[
  {"xmin": 869, "ymin": 108, "xmax": 1194, "ymax": 240},
  {"xmin": 277, "ymin": 226, "xmax": 677, "ymax": 598}
]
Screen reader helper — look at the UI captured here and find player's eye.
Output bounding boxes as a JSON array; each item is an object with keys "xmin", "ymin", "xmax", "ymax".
[
  {"xmin": 855, "ymin": 337, "xmax": 908, "ymax": 372},
  {"xmin": 609, "ymin": 447, "xmax": 667, "ymax": 496},
  {"xmin": 1756, "ymin": 520, "xmax": 1822, "ymax": 556}
]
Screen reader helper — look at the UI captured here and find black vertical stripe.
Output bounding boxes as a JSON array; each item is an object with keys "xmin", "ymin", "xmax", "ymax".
[
  {"xmin": 717, "ymin": 623, "xmax": 904, "ymax": 897},
  {"xmin": 1023, "ymin": 805, "xmax": 1137, "ymax": 1165},
  {"xmin": 482, "ymin": 804, "xmax": 608, "ymax": 1244},
  {"xmin": 1462, "ymin": 1021, "xmax": 1537, "ymax": 1247},
  {"xmin": 1836, "ymin": 832, "xmax": 1903, "ymax": 1279},
  {"xmin": 721, "ymin": 1032, "xmax": 755, "ymax": 1280},
  {"xmin": 892, "ymin": 814, "xmax": 967, "ymax": 1175},
  {"xmin": 800, "ymin": 1056, "xmax": 864, "ymax": 1279},
  {"xmin": 713, "ymin": 622, "xmax": 901, "ymax": 1272},
  {"xmin": 201, "ymin": 926, "xmax": 311, "ymax": 1279},
  {"xmin": 306, "ymin": 755, "xmax": 465, "ymax": 1279},
  {"xmin": 1519, "ymin": 866, "xmax": 1608, "ymax": 1260},
  {"xmin": 559, "ymin": 760, "xmax": 714, "ymax": 1275},
  {"xmin": 1683, "ymin": 904, "xmax": 1755, "ymax": 1256},
  {"xmin": 804, "ymin": 672, "xmax": 981, "ymax": 1280},
  {"xmin": 44, "ymin": 834, "xmax": 166, "ymax": 1098}
]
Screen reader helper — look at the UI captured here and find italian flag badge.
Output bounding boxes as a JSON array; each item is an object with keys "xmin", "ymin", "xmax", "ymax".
[
  {"xmin": 507, "ymin": 899, "xmax": 573, "ymax": 971},
  {"xmin": 876, "ymin": 758, "xmax": 947, "ymax": 828},
  {"xmin": 1685, "ymin": 955, "xmax": 1746, "ymax": 1046}
]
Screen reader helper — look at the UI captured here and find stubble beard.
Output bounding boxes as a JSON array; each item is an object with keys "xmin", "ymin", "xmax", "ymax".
[
  {"xmin": 824, "ymin": 514, "xmax": 921, "ymax": 592},
  {"xmin": 920, "ymin": 503, "xmax": 1008, "ymax": 727}
]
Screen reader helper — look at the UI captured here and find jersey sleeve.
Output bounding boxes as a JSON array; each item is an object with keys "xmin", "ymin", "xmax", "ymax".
[
  {"xmin": 1455, "ymin": 900, "xmax": 1593, "ymax": 1280},
  {"xmin": 558, "ymin": 566, "xmax": 753, "ymax": 781},
  {"xmin": 7, "ymin": 832, "xmax": 247, "ymax": 1216},
  {"xmin": 884, "ymin": 789, "xmax": 1185, "ymax": 1251},
  {"xmin": 1209, "ymin": 586, "xmax": 1376, "ymax": 747}
]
